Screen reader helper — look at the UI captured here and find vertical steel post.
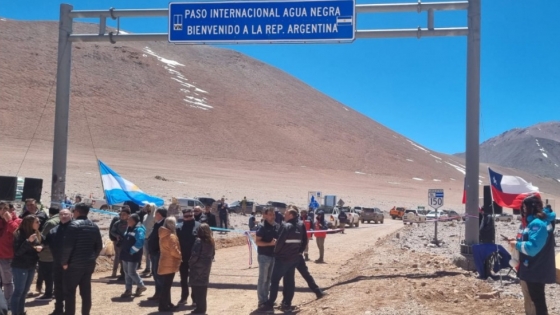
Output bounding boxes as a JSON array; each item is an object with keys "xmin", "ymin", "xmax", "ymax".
[
  {"xmin": 51, "ymin": 4, "xmax": 73, "ymax": 208},
  {"xmin": 464, "ymin": 0, "xmax": 481, "ymax": 246}
]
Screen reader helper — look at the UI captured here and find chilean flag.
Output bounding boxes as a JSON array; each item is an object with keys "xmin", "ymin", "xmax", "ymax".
[{"xmin": 488, "ymin": 168, "xmax": 539, "ymax": 209}]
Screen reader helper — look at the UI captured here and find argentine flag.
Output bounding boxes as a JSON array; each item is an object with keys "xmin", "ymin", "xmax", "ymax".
[{"xmin": 98, "ymin": 160, "xmax": 164, "ymax": 206}]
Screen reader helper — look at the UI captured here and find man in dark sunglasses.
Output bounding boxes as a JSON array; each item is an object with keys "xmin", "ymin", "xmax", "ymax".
[{"xmin": 176, "ymin": 210, "xmax": 200, "ymax": 306}]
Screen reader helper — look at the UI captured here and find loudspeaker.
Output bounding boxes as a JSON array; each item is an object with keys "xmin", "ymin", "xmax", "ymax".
[
  {"xmin": 483, "ymin": 185, "xmax": 503, "ymax": 214},
  {"xmin": 479, "ymin": 214, "xmax": 495, "ymax": 244},
  {"xmin": 0, "ymin": 176, "xmax": 17, "ymax": 201},
  {"xmin": 22, "ymin": 178, "xmax": 43, "ymax": 203}
]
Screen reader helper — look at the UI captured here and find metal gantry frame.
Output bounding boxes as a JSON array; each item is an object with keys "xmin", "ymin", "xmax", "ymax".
[{"xmin": 52, "ymin": 1, "xmax": 480, "ymax": 253}]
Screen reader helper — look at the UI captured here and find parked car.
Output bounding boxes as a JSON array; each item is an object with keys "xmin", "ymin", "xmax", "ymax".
[
  {"xmin": 195, "ymin": 197, "xmax": 216, "ymax": 208},
  {"xmin": 426, "ymin": 210, "xmax": 448, "ymax": 221},
  {"xmin": 442, "ymin": 210, "xmax": 461, "ymax": 221},
  {"xmin": 228, "ymin": 200, "xmax": 265, "ymax": 214},
  {"xmin": 359, "ymin": 207, "xmax": 384, "ymax": 224},
  {"xmin": 353, "ymin": 206, "xmax": 365, "ymax": 216},
  {"xmin": 403, "ymin": 209, "xmax": 427, "ymax": 225},
  {"xmin": 493, "ymin": 213, "xmax": 513, "ymax": 222},
  {"xmin": 389, "ymin": 206, "xmax": 406, "ymax": 220},
  {"xmin": 177, "ymin": 197, "xmax": 205, "ymax": 212},
  {"xmin": 328, "ymin": 206, "xmax": 360, "ymax": 228},
  {"xmin": 264, "ymin": 201, "xmax": 288, "ymax": 214}
]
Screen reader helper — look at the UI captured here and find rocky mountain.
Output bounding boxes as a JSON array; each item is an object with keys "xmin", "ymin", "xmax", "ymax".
[
  {"xmin": 1, "ymin": 19, "xmax": 559, "ymax": 205},
  {"xmin": 456, "ymin": 122, "xmax": 560, "ymax": 182}
]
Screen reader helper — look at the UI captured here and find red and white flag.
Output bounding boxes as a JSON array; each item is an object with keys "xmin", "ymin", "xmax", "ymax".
[{"xmin": 488, "ymin": 168, "xmax": 539, "ymax": 209}]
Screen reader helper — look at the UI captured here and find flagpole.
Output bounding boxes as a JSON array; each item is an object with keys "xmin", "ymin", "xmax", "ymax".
[
  {"xmin": 487, "ymin": 167, "xmax": 496, "ymax": 244},
  {"xmin": 97, "ymin": 159, "xmax": 110, "ymax": 206}
]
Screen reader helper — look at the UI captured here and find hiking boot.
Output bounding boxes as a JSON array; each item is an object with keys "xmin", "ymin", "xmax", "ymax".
[
  {"xmin": 135, "ymin": 286, "xmax": 147, "ymax": 297},
  {"xmin": 280, "ymin": 303, "xmax": 293, "ymax": 311},
  {"xmin": 178, "ymin": 298, "xmax": 187, "ymax": 305},
  {"xmin": 314, "ymin": 259, "xmax": 324, "ymax": 263},
  {"xmin": 120, "ymin": 290, "xmax": 133, "ymax": 298},
  {"xmin": 141, "ymin": 268, "xmax": 151, "ymax": 275}
]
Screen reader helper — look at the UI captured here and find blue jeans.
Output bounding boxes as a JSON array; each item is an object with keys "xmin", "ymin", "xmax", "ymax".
[
  {"xmin": 11, "ymin": 267, "xmax": 35, "ymax": 315},
  {"xmin": 123, "ymin": 261, "xmax": 144, "ymax": 291},
  {"xmin": 266, "ymin": 259, "xmax": 299, "ymax": 307},
  {"xmin": 257, "ymin": 255, "xmax": 274, "ymax": 305},
  {"xmin": 150, "ymin": 253, "xmax": 162, "ymax": 295}
]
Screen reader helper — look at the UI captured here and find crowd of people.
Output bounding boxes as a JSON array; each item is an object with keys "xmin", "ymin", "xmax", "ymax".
[{"xmin": 0, "ymin": 195, "xmax": 335, "ymax": 315}]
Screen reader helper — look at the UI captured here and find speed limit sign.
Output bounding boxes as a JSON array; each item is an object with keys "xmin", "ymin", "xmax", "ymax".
[{"xmin": 428, "ymin": 189, "xmax": 444, "ymax": 209}]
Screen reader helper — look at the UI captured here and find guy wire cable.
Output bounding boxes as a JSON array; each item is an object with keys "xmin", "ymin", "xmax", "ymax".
[{"xmin": 15, "ymin": 40, "xmax": 69, "ymax": 176}]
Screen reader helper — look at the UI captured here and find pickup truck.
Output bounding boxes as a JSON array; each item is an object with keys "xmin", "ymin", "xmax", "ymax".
[
  {"xmin": 328, "ymin": 207, "xmax": 360, "ymax": 228},
  {"xmin": 359, "ymin": 207, "xmax": 384, "ymax": 224},
  {"xmin": 403, "ymin": 209, "xmax": 427, "ymax": 225},
  {"xmin": 389, "ymin": 206, "xmax": 406, "ymax": 220}
]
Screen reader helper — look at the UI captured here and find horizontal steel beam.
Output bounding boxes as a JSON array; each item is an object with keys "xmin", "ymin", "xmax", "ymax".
[
  {"xmin": 356, "ymin": 27, "xmax": 468, "ymax": 38},
  {"xmin": 69, "ymin": 33, "xmax": 168, "ymax": 42},
  {"xmin": 69, "ymin": 2, "xmax": 468, "ymax": 19},
  {"xmin": 69, "ymin": 8, "xmax": 167, "ymax": 18},
  {"xmin": 356, "ymin": 1, "xmax": 468, "ymax": 13}
]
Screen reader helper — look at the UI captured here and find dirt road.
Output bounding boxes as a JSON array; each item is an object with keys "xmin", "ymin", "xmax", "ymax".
[{"xmin": 25, "ymin": 220, "xmax": 403, "ymax": 315}]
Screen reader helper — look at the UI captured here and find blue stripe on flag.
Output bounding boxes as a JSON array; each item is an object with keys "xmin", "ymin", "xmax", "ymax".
[{"xmin": 98, "ymin": 160, "xmax": 164, "ymax": 207}]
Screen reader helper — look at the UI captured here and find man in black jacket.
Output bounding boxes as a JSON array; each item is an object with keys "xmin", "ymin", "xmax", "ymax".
[
  {"xmin": 177, "ymin": 209, "xmax": 200, "ymax": 305},
  {"xmin": 60, "ymin": 203, "xmax": 103, "ymax": 315},
  {"xmin": 204, "ymin": 206, "xmax": 217, "ymax": 227},
  {"xmin": 147, "ymin": 207, "xmax": 167, "ymax": 301},
  {"xmin": 262, "ymin": 207, "xmax": 306, "ymax": 312},
  {"xmin": 44, "ymin": 208, "xmax": 72, "ymax": 315}
]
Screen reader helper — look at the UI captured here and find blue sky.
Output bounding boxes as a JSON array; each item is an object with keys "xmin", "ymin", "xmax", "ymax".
[{"xmin": 1, "ymin": 0, "xmax": 559, "ymax": 154}]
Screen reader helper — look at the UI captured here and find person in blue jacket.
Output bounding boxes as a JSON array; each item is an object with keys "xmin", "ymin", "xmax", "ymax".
[
  {"xmin": 510, "ymin": 194, "xmax": 555, "ymax": 315},
  {"xmin": 120, "ymin": 213, "xmax": 148, "ymax": 298}
]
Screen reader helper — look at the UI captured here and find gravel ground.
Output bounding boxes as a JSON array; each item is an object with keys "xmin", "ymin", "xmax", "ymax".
[{"xmin": 395, "ymin": 215, "xmax": 560, "ymax": 314}]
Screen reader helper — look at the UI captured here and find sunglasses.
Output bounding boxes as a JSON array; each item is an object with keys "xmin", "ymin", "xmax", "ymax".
[{"xmin": 183, "ymin": 214, "xmax": 194, "ymax": 218}]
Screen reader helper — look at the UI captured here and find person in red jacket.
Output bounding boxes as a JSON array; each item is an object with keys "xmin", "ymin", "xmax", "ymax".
[{"xmin": 0, "ymin": 202, "xmax": 22, "ymax": 304}]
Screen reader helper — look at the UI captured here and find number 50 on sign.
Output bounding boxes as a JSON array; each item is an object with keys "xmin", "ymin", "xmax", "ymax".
[{"xmin": 428, "ymin": 189, "xmax": 444, "ymax": 209}]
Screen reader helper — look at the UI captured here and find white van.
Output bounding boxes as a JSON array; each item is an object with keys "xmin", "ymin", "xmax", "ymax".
[{"xmin": 176, "ymin": 198, "xmax": 205, "ymax": 212}]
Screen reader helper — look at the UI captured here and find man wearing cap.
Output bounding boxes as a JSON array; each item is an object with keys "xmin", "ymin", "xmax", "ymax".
[{"xmin": 176, "ymin": 209, "xmax": 200, "ymax": 305}]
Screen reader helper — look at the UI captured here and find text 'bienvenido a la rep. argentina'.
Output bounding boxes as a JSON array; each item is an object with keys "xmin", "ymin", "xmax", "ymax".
[{"xmin": 183, "ymin": 6, "xmax": 346, "ymax": 36}]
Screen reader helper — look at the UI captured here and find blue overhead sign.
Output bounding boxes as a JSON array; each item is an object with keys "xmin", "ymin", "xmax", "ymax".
[{"xmin": 168, "ymin": 0, "xmax": 355, "ymax": 43}]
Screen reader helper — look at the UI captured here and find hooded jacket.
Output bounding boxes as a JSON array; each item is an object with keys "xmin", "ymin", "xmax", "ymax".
[
  {"xmin": 157, "ymin": 227, "xmax": 182, "ymax": 275},
  {"xmin": 515, "ymin": 210, "xmax": 556, "ymax": 283}
]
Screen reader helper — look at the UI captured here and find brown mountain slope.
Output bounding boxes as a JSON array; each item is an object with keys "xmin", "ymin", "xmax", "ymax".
[{"xmin": 1, "ymin": 19, "xmax": 559, "ymax": 206}]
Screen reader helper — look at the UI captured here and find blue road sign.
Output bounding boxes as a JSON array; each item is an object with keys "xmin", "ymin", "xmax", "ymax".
[{"xmin": 168, "ymin": 0, "xmax": 355, "ymax": 43}]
